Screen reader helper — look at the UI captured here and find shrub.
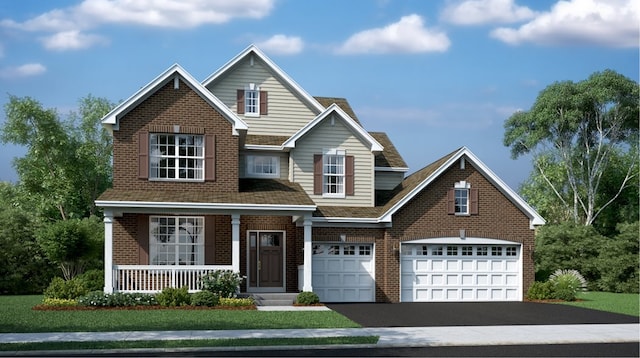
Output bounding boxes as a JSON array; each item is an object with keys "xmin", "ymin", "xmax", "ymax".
[
  {"xmin": 526, "ymin": 281, "xmax": 554, "ymax": 300},
  {"xmin": 156, "ymin": 286, "xmax": 190, "ymax": 307},
  {"xmin": 595, "ymin": 221, "xmax": 639, "ymax": 293},
  {"xmin": 44, "ymin": 276, "xmax": 89, "ymax": 299},
  {"xmin": 219, "ymin": 297, "xmax": 254, "ymax": 307},
  {"xmin": 42, "ymin": 298, "xmax": 77, "ymax": 307},
  {"xmin": 296, "ymin": 291, "xmax": 320, "ymax": 305},
  {"xmin": 549, "ymin": 269, "xmax": 587, "ymax": 301},
  {"xmin": 199, "ymin": 270, "xmax": 245, "ymax": 298},
  {"xmin": 191, "ymin": 290, "xmax": 220, "ymax": 307},
  {"xmin": 77, "ymin": 291, "xmax": 157, "ymax": 307},
  {"xmin": 76, "ymin": 269, "xmax": 104, "ymax": 292}
]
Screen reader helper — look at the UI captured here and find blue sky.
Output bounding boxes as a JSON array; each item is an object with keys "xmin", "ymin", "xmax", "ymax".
[{"xmin": 0, "ymin": 0, "xmax": 637, "ymax": 190}]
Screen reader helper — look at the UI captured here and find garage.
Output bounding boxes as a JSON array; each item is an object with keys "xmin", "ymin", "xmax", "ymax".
[
  {"xmin": 311, "ymin": 243, "xmax": 375, "ymax": 302},
  {"xmin": 401, "ymin": 239, "xmax": 521, "ymax": 302}
]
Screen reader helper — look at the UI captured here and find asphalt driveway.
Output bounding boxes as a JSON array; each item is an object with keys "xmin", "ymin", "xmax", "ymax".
[{"xmin": 327, "ymin": 302, "xmax": 639, "ymax": 327}]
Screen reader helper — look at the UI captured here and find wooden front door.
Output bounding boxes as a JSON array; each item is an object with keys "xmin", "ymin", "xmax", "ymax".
[{"xmin": 248, "ymin": 231, "xmax": 284, "ymax": 289}]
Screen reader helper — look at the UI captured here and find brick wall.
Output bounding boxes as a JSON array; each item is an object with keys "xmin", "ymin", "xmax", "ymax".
[{"xmin": 112, "ymin": 79, "xmax": 239, "ymax": 192}]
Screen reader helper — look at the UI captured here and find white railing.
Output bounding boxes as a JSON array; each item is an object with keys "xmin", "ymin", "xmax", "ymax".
[{"xmin": 113, "ymin": 265, "xmax": 233, "ymax": 293}]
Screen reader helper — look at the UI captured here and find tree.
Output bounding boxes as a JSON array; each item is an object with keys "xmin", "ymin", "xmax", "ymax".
[
  {"xmin": 1, "ymin": 95, "xmax": 113, "ymax": 220},
  {"xmin": 596, "ymin": 221, "xmax": 639, "ymax": 293},
  {"xmin": 504, "ymin": 70, "xmax": 639, "ymax": 225}
]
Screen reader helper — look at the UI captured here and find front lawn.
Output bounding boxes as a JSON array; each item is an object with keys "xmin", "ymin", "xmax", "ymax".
[
  {"xmin": 0, "ymin": 295, "xmax": 360, "ymax": 333},
  {"xmin": 560, "ymin": 291, "xmax": 639, "ymax": 317}
]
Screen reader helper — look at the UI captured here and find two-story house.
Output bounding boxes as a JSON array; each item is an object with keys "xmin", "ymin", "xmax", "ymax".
[{"xmin": 96, "ymin": 45, "xmax": 544, "ymax": 303}]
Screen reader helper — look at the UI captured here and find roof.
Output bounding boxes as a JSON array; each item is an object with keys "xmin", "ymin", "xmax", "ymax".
[
  {"xmin": 97, "ymin": 179, "xmax": 316, "ymax": 209},
  {"xmin": 101, "ymin": 64, "xmax": 248, "ymax": 134},
  {"xmin": 314, "ymin": 97, "xmax": 361, "ymax": 125},
  {"xmin": 370, "ymin": 132, "xmax": 408, "ymax": 169}
]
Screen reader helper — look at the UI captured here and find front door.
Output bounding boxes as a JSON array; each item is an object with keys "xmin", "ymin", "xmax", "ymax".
[{"xmin": 248, "ymin": 231, "xmax": 284, "ymax": 290}]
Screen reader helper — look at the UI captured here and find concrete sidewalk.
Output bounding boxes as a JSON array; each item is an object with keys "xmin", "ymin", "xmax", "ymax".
[{"xmin": 0, "ymin": 324, "xmax": 638, "ymax": 348}]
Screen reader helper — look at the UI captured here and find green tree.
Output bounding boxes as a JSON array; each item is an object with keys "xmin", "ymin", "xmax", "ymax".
[
  {"xmin": 504, "ymin": 70, "xmax": 639, "ymax": 225},
  {"xmin": 596, "ymin": 221, "xmax": 639, "ymax": 293}
]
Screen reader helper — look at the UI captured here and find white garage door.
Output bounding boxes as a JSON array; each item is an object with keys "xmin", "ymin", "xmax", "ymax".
[
  {"xmin": 312, "ymin": 243, "xmax": 375, "ymax": 302},
  {"xmin": 401, "ymin": 242, "xmax": 521, "ymax": 302}
]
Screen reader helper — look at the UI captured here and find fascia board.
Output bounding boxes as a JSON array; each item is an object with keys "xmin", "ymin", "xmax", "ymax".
[
  {"xmin": 100, "ymin": 64, "xmax": 247, "ymax": 133},
  {"xmin": 402, "ymin": 237, "xmax": 523, "ymax": 245},
  {"xmin": 375, "ymin": 166, "xmax": 409, "ymax": 172},
  {"xmin": 202, "ymin": 44, "xmax": 325, "ymax": 113},
  {"xmin": 283, "ymin": 104, "xmax": 384, "ymax": 152},
  {"xmin": 95, "ymin": 200, "xmax": 316, "ymax": 212},
  {"xmin": 311, "ymin": 216, "xmax": 384, "ymax": 224}
]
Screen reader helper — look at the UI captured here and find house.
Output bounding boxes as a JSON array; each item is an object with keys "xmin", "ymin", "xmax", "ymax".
[{"xmin": 96, "ymin": 45, "xmax": 544, "ymax": 303}]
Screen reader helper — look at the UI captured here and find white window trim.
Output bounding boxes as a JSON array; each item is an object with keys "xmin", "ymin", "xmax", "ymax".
[
  {"xmin": 244, "ymin": 83, "xmax": 260, "ymax": 117},
  {"xmin": 246, "ymin": 155, "xmax": 280, "ymax": 178},
  {"xmin": 149, "ymin": 216, "xmax": 205, "ymax": 266},
  {"xmin": 322, "ymin": 148, "xmax": 346, "ymax": 198},
  {"xmin": 149, "ymin": 133, "xmax": 205, "ymax": 182}
]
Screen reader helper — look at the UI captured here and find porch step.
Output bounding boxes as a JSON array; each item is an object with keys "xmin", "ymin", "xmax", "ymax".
[{"xmin": 251, "ymin": 293, "xmax": 298, "ymax": 306}]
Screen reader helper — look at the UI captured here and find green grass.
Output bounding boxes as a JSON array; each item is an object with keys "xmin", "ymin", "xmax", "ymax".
[
  {"xmin": 0, "ymin": 295, "xmax": 360, "ymax": 333},
  {"xmin": 0, "ymin": 336, "xmax": 379, "ymax": 352},
  {"xmin": 560, "ymin": 291, "xmax": 639, "ymax": 317}
]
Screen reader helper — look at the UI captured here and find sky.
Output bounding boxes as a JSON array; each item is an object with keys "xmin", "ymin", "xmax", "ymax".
[{"xmin": 0, "ymin": 0, "xmax": 638, "ymax": 191}]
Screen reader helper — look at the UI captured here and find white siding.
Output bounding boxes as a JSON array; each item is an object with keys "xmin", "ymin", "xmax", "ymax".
[
  {"xmin": 206, "ymin": 56, "xmax": 317, "ymax": 136},
  {"xmin": 291, "ymin": 117, "xmax": 374, "ymax": 207},
  {"xmin": 239, "ymin": 151, "xmax": 289, "ymax": 179},
  {"xmin": 375, "ymin": 171, "xmax": 404, "ymax": 190}
]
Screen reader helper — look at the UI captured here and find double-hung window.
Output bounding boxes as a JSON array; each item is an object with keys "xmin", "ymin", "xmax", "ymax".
[
  {"xmin": 245, "ymin": 87, "xmax": 259, "ymax": 115},
  {"xmin": 323, "ymin": 149, "xmax": 345, "ymax": 197},
  {"xmin": 149, "ymin": 216, "xmax": 204, "ymax": 265},
  {"xmin": 149, "ymin": 134, "xmax": 204, "ymax": 180},
  {"xmin": 237, "ymin": 83, "xmax": 267, "ymax": 117},
  {"xmin": 448, "ymin": 181, "xmax": 478, "ymax": 215},
  {"xmin": 246, "ymin": 155, "xmax": 279, "ymax": 178},
  {"xmin": 455, "ymin": 187, "xmax": 469, "ymax": 214}
]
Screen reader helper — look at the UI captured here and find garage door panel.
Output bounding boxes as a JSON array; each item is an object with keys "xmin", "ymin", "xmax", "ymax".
[
  {"xmin": 401, "ymin": 243, "xmax": 521, "ymax": 302},
  {"xmin": 312, "ymin": 244, "xmax": 374, "ymax": 302}
]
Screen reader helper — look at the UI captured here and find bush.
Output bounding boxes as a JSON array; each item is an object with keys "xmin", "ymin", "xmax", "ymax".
[
  {"xmin": 296, "ymin": 291, "xmax": 320, "ymax": 305},
  {"xmin": 549, "ymin": 269, "xmax": 587, "ymax": 301},
  {"xmin": 199, "ymin": 270, "xmax": 245, "ymax": 298},
  {"xmin": 42, "ymin": 298, "xmax": 77, "ymax": 307},
  {"xmin": 156, "ymin": 286, "xmax": 190, "ymax": 307},
  {"xmin": 44, "ymin": 276, "xmax": 89, "ymax": 299},
  {"xmin": 596, "ymin": 221, "xmax": 639, "ymax": 293},
  {"xmin": 526, "ymin": 281, "xmax": 554, "ymax": 300},
  {"xmin": 77, "ymin": 291, "xmax": 158, "ymax": 307},
  {"xmin": 76, "ymin": 269, "xmax": 104, "ymax": 292},
  {"xmin": 191, "ymin": 290, "xmax": 220, "ymax": 307},
  {"xmin": 219, "ymin": 297, "xmax": 254, "ymax": 307}
]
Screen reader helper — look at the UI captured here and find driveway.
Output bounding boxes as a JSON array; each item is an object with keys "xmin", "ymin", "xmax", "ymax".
[{"xmin": 327, "ymin": 302, "xmax": 639, "ymax": 327}]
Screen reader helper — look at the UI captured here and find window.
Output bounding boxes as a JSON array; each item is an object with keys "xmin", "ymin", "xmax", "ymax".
[
  {"xmin": 246, "ymin": 155, "xmax": 279, "ymax": 178},
  {"xmin": 447, "ymin": 246, "xmax": 458, "ymax": 256},
  {"xmin": 477, "ymin": 246, "xmax": 488, "ymax": 256},
  {"xmin": 432, "ymin": 246, "xmax": 444, "ymax": 256},
  {"xmin": 245, "ymin": 87, "xmax": 259, "ymax": 115},
  {"xmin": 237, "ymin": 84, "xmax": 267, "ymax": 116},
  {"xmin": 506, "ymin": 247, "xmax": 517, "ymax": 256},
  {"xmin": 418, "ymin": 245, "xmax": 429, "ymax": 255},
  {"xmin": 455, "ymin": 188, "xmax": 469, "ymax": 214},
  {"xmin": 344, "ymin": 245, "xmax": 355, "ymax": 255},
  {"xmin": 323, "ymin": 149, "xmax": 346, "ymax": 197},
  {"xmin": 491, "ymin": 246, "xmax": 503, "ymax": 256},
  {"xmin": 448, "ymin": 181, "xmax": 478, "ymax": 215},
  {"xmin": 149, "ymin": 216, "xmax": 204, "ymax": 265},
  {"xmin": 328, "ymin": 245, "xmax": 340, "ymax": 255},
  {"xmin": 149, "ymin": 134, "xmax": 204, "ymax": 180},
  {"xmin": 461, "ymin": 246, "xmax": 473, "ymax": 256},
  {"xmin": 359, "ymin": 245, "xmax": 371, "ymax": 256}
]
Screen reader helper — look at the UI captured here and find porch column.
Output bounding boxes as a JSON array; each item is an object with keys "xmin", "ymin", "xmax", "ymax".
[
  {"xmin": 231, "ymin": 214, "xmax": 240, "ymax": 272},
  {"xmin": 303, "ymin": 215, "xmax": 313, "ymax": 292},
  {"xmin": 103, "ymin": 211, "xmax": 114, "ymax": 293}
]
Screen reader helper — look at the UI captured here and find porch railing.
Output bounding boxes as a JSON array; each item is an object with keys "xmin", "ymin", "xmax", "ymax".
[{"xmin": 113, "ymin": 265, "xmax": 233, "ymax": 293}]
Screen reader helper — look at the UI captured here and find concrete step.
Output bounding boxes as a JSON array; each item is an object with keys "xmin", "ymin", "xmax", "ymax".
[{"xmin": 251, "ymin": 293, "xmax": 298, "ymax": 306}]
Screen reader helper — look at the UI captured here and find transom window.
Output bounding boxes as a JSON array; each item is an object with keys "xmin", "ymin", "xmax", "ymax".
[
  {"xmin": 150, "ymin": 134, "xmax": 204, "ymax": 180},
  {"xmin": 246, "ymin": 155, "xmax": 279, "ymax": 178},
  {"xmin": 149, "ymin": 216, "xmax": 204, "ymax": 265},
  {"xmin": 323, "ymin": 149, "xmax": 345, "ymax": 197}
]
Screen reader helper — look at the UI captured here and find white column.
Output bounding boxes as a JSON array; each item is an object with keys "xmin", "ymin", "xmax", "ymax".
[
  {"xmin": 103, "ymin": 211, "xmax": 114, "ymax": 293},
  {"xmin": 231, "ymin": 214, "xmax": 241, "ymax": 273},
  {"xmin": 303, "ymin": 215, "xmax": 313, "ymax": 292}
]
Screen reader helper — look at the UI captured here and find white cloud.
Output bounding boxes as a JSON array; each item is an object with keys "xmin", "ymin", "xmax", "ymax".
[
  {"xmin": 0, "ymin": 63, "xmax": 47, "ymax": 79},
  {"xmin": 441, "ymin": 0, "xmax": 538, "ymax": 25},
  {"xmin": 42, "ymin": 30, "xmax": 108, "ymax": 51},
  {"xmin": 490, "ymin": 0, "xmax": 639, "ymax": 47},
  {"xmin": 256, "ymin": 35, "xmax": 304, "ymax": 55},
  {"xmin": 1, "ymin": 0, "xmax": 276, "ymax": 51},
  {"xmin": 336, "ymin": 14, "xmax": 450, "ymax": 54}
]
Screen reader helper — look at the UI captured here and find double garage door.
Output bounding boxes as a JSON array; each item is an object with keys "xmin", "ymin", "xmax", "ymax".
[
  {"xmin": 312, "ymin": 243, "xmax": 375, "ymax": 302},
  {"xmin": 401, "ymin": 242, "xmax": 522, "ymax": 302}
]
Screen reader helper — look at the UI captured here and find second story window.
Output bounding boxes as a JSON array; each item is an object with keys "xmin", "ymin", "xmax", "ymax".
[
  {"xmin": 245, "ymin": 87, "xmax": 259, "ymax": 115},
  {"xmin": 447, "ymin": 181, "xmax": 478, "ymax": 215},
  {"xmin": 246, "ymin": 155, "xmax": 279, "ymax": 178},
  {"xmin": 237, "ymin": 84, "xmax": 268, "ymax": 117},
  {"xmin": 323, "ymin": 149, "xmax": 345, "ymax": 197},
  {"xmin": 454, "ymin": 187, "xmax": 469, "ymax": 214},
  {"xmin": 149, "ymin": 134, "xmax": 204, "ymax": 180}
]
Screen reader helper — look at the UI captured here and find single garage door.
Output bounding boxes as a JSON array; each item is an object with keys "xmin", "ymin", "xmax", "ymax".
[
  {"xmin": 312, "ymin": 243, "xmax": 375, "ymax": 302},
  {"xmin": 401, "ymin": 242, "xmax": 521, "ymax": 302}
]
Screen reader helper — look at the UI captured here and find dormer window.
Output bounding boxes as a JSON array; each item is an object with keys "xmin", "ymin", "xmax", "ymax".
[
  {"xmin": 237, "ymin": 84, "xmax": 268, "ymax": 117},
  {"xmin": 447, "ymin": 181, "xmax": 478, "ymax": 215}
]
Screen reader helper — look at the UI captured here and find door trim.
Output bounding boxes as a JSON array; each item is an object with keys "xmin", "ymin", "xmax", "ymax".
[{"xmin": 246, "ymin": 230, "xmax": 286, "ymax": 293}]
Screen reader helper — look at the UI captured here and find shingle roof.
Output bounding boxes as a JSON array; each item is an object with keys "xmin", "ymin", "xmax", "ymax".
[
  {"xmin": 369, "ymin": 132, "xmax": 408, "ymax": 168},
  {"xmin": 97, "ymin": 179, "xmax": 315, "ymax": 207},
  {"xmin": 245, "ymin": 135, "xmax": 289, "ymax": 146},
  {"xmin": 314, "ymin": 97, "xmax": 361, "ymax": 125}
]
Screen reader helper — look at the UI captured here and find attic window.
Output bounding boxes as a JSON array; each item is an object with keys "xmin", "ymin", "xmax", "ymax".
[
  {"xmin": 447, "ymin": 181, "xmax": 478, "ymax": 216},
  {"xmin": 237, "ymin": 84, "xmax": 268, "ymax": 116}
]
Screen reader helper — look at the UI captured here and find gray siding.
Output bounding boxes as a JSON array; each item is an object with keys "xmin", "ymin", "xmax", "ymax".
[
  {"xmin": 291, "ymin": 117, "xmax": 374, "ymax": 207},
  {"xmin": 206, "ymin": 56, "xmax": 317, "ymax": 136},
  {"xmin": 375, "ymin": 171, "xmax": 405, "ymax": 190}
]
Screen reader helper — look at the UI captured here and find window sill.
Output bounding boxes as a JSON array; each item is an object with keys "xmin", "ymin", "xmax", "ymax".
[
  {"xmin": 149, "ymin": 178, "xmax": 205, "ymax": 183},
  {"xmin": 322, "ymin": 193, "xmax": 346, "ymax": 199}
]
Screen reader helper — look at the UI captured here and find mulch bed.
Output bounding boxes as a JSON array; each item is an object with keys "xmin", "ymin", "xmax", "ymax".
[{"xmin": 32, "ymin": 305, "xmax": 257, "ymax": 311}]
